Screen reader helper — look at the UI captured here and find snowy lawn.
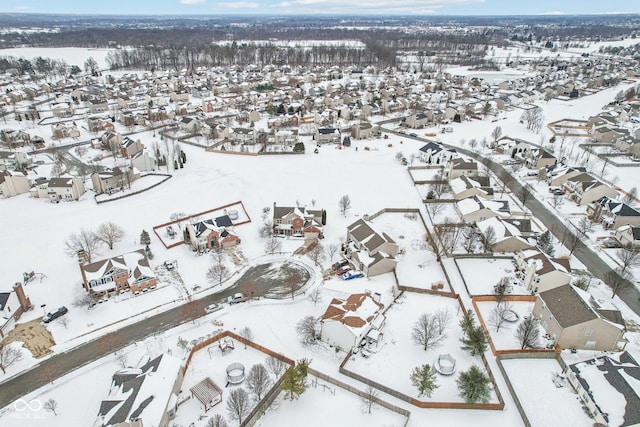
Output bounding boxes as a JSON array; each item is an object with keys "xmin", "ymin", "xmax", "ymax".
[
  {"xmin": 455, "ymin": 257, "xmax": 524, "ymax": 296},
  {"xmin": 500, "ymin": 358, "xmax": 592, "ymax": 427},
  {"xmin": 256, "ymin": 378, "xmax": 408, "ymax": 427},
  {"xmin": 475, "ymin": 300, "xmax": 538, "ymax": 351},
  {"xmin": 344, "ymin": 292, "xmax": 500, "ymax": 403},
  {"xmin": 408, "ymin": 167, "xmax": 444, "ymax": 183}
]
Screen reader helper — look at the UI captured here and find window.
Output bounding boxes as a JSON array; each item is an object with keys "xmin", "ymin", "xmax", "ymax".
[
  {"xmin": 584, "ymin": 329, "xmax": 593, "ymax": 336},
  {"xmin": 585, "ymin": 341, "xmax": 596, "ymax": 349}
]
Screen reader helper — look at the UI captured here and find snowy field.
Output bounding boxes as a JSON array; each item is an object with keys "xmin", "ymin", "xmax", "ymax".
[
  {"xmin": 0, "ymin": 47, "xmax": 114, "ymax": 69},
  {"xmin": 475, "ymin": 300, "xmax": 538, "ymax": 351},
  {"xmin": 501, "ymin": 358, "xmax": 593, "ymax": 427},
  {"xmin": 456, "ymin": 258, "xmax": 525, "ymax": 296}
]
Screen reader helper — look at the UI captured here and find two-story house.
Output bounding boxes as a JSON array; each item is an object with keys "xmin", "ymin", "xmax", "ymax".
[
  {"xmin": 46, "ymin": 176, "xmax": 86, "ymax": 202},
  {"xmin": 272, "ymin": 204, "xmax": 325, "ymax": 238},
  {"xmin": 0, "ymin": 170, "xmax": 31, "ymax": 197},
  {"xmin": 0, "ymin": 283, "xmax": 31, "ymax": 338},
  {"xmin": 186, "ymin": 216, "xmax": 240, "ymax": 252},
  {"xmin": 587, "ymin": 196, "xmax": 640, "ymax": 229},
  {"xmin": 345, "ymin": 218, "xmax": 398, "ymax": 277},
  {"xmin": 80, "ymin": 249, "xmax": 156, "ymax": 295}
]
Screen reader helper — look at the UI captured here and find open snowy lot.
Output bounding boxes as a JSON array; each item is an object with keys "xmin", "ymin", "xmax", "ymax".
[{"xmin": 456, "ymin": 257, "xmax": 528, "ymax": 296}]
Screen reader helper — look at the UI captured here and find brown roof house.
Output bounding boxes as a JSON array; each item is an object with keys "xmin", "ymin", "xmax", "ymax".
[
  {"xmin": 80, "ymin": 249, "xmax": 156, "ymax": 296},
  {"xmin": 186, "ymin": 215, "xmax": 240, "ymax": 252},
  {"xmin": 272, "ymin": 204, "xmax": 325, "ymax": 238},
  {"xmin": 320, "ymin": 293, "xmax": 385, "ymax": 353},
  {"xmin": 514, "ymin": 249, "xmax": 571, "ymax": 293},
  {"xmin": 533, "ymin": 284, "xmax": 627, "ymax": 351},
  {"xmin": 345, "ymin": 218, "xmax": 399, "ymax": 277}
]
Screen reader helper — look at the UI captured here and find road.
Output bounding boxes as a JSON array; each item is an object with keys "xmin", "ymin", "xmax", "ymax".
[
  {"xmin": 381, "ymin": 127, "xmax": 640, "ymax": 316},
  {"xmin": 0, "ymin": 277, "xmax": 276, "ymax": 409}
]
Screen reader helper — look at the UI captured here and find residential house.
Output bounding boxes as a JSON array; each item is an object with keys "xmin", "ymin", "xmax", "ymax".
[
  {"xmin": 320, "ymin": 293, "xmax": 385, "ymax": 353},
  {"xmin": 0, "ymin": 151, "xmax": 32, "ymax": 171},
  {"xmin": 405, "ymin": 112, "xmax": 430, "ymax": 129},
  {"xmin": 232, "ymin": 127, "xmax": 256, "ymax": 145},
  {"xmin": 345, "ymin": 218, "xmax": 398, "ymax": 277},
  {"xmin": 80, "ymin": 249, "xmax": 156, "ymax": 295},
  {"xmin": 51, "ymin": 102, "xmax": 75, "ymax": 118},
  {"xmin": 615, "ymin": 225, "xmax": 640, "ymax": 247},
  {"xmin": 587, "ymin": 196, "xmax": 640, "ymax": 229},
  {"xmin": 456, "ymin": 196, "xmax": 511, "ymax": 223},
  {"xmin": 526, "ymin": 148, "xmax": 556, "ymax": 170},
  {"xmin": 95, "ymin": 354, "xmax": 182, "ymax": 427},
  {"xmin": 91, "ymin": 167, "xmax": 136, "ymax": 195},
  {"xmin": 131, "ymin": 150, "xmax": 157, "ymax": 173},
  {"xmin": 88, "ymin": 99, "xmax": 109, "ymax": 114},
  {"xmin": 351, "ymin": 122, "xmax": 379, "ymax": 139},
  {"xmin": 51, "ymin": 122, "xmax": 80, "ymax": 139},
  {"xmin": 450, "ymin": 175, "xmax": 493, "ymax": 200},
  {"xmin": 186, "ymin": 216, "xmax": 240, "ymax": 252},
  {"xmin": 315, "ymin": 128, "xmax": 340, "ymax": 144},
  {"xmin": 46, "ymin": 176, "xmax": 86, "ymax": 202},
  {"xmin": 515, "ymin": 249, "xmax": 571, "ymax": 293},
  {"xmin": 272, "ymin": 204, "xmax": 325, "ymax": 238},
  {"xmin": 418, "ymin": 141, "xmax": 457, "ymax": 165},
  {"xmin": 120, "ymin": 136, "xmax": 144, "ymax": 158},
  {"xmin": 447, "ymin": 159, "xmax": 479, "ymax": 180},
  {"xmin": 180, "ymin": 116, "xmax": 201, "ymax": 134},
  {"xmin": 0, "ymin": 283, "xmax": 31, "ymax": 338},
  {"xmin": 562, "ymin": 174, "xmax": 618, "ymax": 206},
  {"xmin": 533, "ymin": 284, "xmax": 626, "ymax": 351},
  {"xmin": 547, "ymin": 166, "xmax": 587, "ymax": 187},
  {"xmin": 0, "ymin": 170, "xmax": 31, "ymax": 197},
  {"xmin": 476, "ymin": 217, "xmax": 535, "ymax": 253}
]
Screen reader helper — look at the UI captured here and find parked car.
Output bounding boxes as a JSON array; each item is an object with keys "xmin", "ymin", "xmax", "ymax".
[
  {"xmin": 43, "ymin": 306, "xmax": 68, "ymax": 323},
  {"xmin": 228, "ymin": 293, "xmax": 246, "ymax": 304},
  {"xmin": 342, "ymin": 270, "xmax": 364, "ymax": 280},
  {"xmin": 336, "ymin": 265, "xmax": 352, "ymax": 275},
  {"xmin": 205, "ymin": 303, "xmax": 221, "ymax": 314},
  {"xmin": 332, "ymin": 259, "xmax": 349, "ymax": 271}
]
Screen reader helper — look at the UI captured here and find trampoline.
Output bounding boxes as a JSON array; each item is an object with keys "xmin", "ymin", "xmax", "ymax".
[
  {"xmin": 226, "ymin": 362, "xmax": 245, "ymax": 384},
  {"xmin": 435, "ymin": 354, "xmax": 457, "ymax": 376}
]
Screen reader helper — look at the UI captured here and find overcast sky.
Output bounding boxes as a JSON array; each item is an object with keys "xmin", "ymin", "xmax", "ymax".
[{"xmin": 1, "ymin": 0, "xmax": 638, "ymax": 16}]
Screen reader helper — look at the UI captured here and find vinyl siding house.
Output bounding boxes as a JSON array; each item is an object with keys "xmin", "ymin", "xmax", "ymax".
[
  {"xmin": 587, "ymin": 196, "xmax": 640, "ymax": 229},
  {"xmin": 80, "ymin": 249, "xmax": 156, "ymax": 295},
  {"xmin": 446, "ymin": 159, "xmax": 479, "ymax": 180},
  {"xmin": 345, "ymin": 218, "xmax": 398, "ymax": 277},
  {"xmin": 186, "ymin": 216, "xmax": 240, "ymax": 252},
  {"xmin": 456, "ymin": 196, "xmax": 511, "ymax": 223},
  {"xmin": 476, "ymin": 216, "xmax": 535, "ymax": 253},
  {"xmin": 615, "ymin": 225, "xmax": 640, "ymax": 247},
  {"xmin": 46, "ymin": 176, "xmax": 86, "ymax": 202},
  {"xmin": 320, "ymin": 293, "xmax": 385, "ymax": 353},
  {"xmin": 418, "ymin": 141, "xmax": 457, "ymax": 165},
  {"xmin": 0, "ymin": 170, "xmax": 31, "ymax": 197},
  {"xmin": 562, "ymin": 174, "xmax": 618, "ymax": 206},
  {"xmin": 91, "ymin": 167, "xmax": 137, "ymax": 195},
  {"xmin": 514, "ymin": 249, "xmax": 571, "ymax": 293},
  {"xmin": 533, "ymin": 284, "xmax": 627, "ymax": 351},
  {"xmin": 315, "ymin": 127, "xmax": 341, "ymax": 144},
  {"xmin": 272, "ymin": 204, "xmax": 325, "ymax": 238},
  {"xmin": 450, "ymin": 175, "xmax": 493, "ymax": 200},
  {"xmin": 120, "ymin": 136, "xmax": 144, "ymax": 158}
]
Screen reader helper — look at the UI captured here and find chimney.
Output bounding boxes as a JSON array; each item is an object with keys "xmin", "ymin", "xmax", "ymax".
[
  {"xmin": 373, "ymin": 292, "xmax": 382, "ymax": 304},
  {"xmin": 13, "ymin": 282, "xmax": 31, "ymax": 312}
]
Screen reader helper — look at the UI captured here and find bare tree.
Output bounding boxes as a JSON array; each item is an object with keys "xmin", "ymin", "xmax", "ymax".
[
  {"xmin": 58, "ymin": 316, "xmax": 70, "ymax": 329},
  {"xmin": 427, "ymin": 202, "xmax": 445, "ymax": 220},
  {"xmin": 616, "ymin": 245, "xmax": 640, "ymax": 274},
  {"xmin": 246, "ymin": 363, "xmax": 272, "ymax": 401},
  {"xmin": 96, "ymin": 222, "xmax": 125, "ymax": 250},
  {"xmin": 265, "ymin": 355, "xmax": 287, "ymax": 378},
  {"xmin": 207, "ymin": 414, "xmax": 228, "ymax": 427},
  {"xmin": 296, "ymin": 315, "xmax": 318, "ymax": 345},
  {"xmin": 517, "ymin": 183, "xmax": 533, "ymax": 210},
  {"xmin": 608, "ymin": 268, "xmax": 629, "ymax": 298},
  {"xmin": 0, "ymin": 341, "xmax": 23, "ymax": 374},
  {"xmin": 434, "ymin": 309, "xmax": 450, "ymax": 336},
  {"xmin": 326, "ymin": 243, "xmax": 339, "ymax": 262},
  {"xmin": 576, "ymin": 217, "xmax": 594, "ymax": 237},
  {"xmin": 563, "ymin": 229, "xmax": 581, "ymax": 256},
  {"xmin": 550, "ymin": 194, "xmax": 564, "ymax": 208},
  {"xmin": 226, "ymin": 388, "xmax": 250, "ymax": 424},
  {"xmin": 493, "ymin": 276, "xmax": 511, "ymax": 305},
  {"xmin": 43, "ymin": 398, "xmax": 58, "ymax": 416},
  {"xmin": 515, "ymin": 315, "xmax": 541, "ymax": 349},
  {"xmin": 428, "ymin": 172, "xmax": 449, "ymax": 198},
  {"xmin": 623, "ymin": 187, "xmax": 638, "ymax": 205},
  {"xmin": 64, "ymin": 228, "xmax": 102, "ymax": 263},
  {"xmin": 115, "ymin": 351, "xmax": 128, "ymax": 368},
  {"xmin": 489, "ymin": 302, "xmax": 514, "ymax": 332},
  {"xmin": 239, "ymin": 327, "xmax": 254, "ymax": 349},
  {"xmin": 308, "ymin": 286, "xmax": 322, "ymax": 306},
  {"xmin": 264, "ymin": 236, "xmax": 283, "ymax": 255},
  {"xmin": 491, "ymin": 126, "xmax": 502, "ymax": 144},
  {"xmin": 338, "ymin": 194, "xmax": 352, "ymax": 217},
  {"xmin": 483, "ymin": 225, "xmax": 497, "ymax": 252},
  {"xmin": 520, "ymin": 107, "xmax": 545, "ymax": 133},
  {"xmin": 308, "ymin": 241, "xmax": 326, "ymax": 266},
  {"xmin": 206, "ymin": 263, "xmax": 229, "ymax": 287},
  {"xmin": 361, "ymin": 386, "xmax": 379, "ymax": 414},
  {"xmin": 411, "ymin": 313, "xmax": 446, "ymax": 351},
  {"xmin": 259, "ymin": 221, "xmax": 273, "ymax": 238}
]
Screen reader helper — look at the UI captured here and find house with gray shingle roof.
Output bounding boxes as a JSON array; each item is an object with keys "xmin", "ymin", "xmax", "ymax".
[
  {"xmin": 80, "ymin": 249, "xmax": 156, "ymax": 295},
  {"xmin": 532, "ymin": 284, "xmax": 626, "ymax": 351},
  {"xmin": 272, "ymin": 204, "xmax": 325, "ymax": 238},
  {"xmin": 346, "ymin": 218, "xmax": 398, "ymax": 277}
]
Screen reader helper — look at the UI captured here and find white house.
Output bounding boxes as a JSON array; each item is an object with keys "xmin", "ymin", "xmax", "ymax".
[{"xmin": 320, "ymin": 293, "xmax": 385, "ymax": 353}]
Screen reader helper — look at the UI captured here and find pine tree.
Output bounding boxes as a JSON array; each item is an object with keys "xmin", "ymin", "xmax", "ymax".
[
  {"xmin": 456, "ymin": 365, "xmax": 492, "ymax": 403},
  {"xmin": 459, "ymin": 311, "xmax": 476, "ymax": 336},
  {"xmin": 460, "ymin": 325, "xmax": 488, "ymax": 356},
  {"xmin": 409, "ymin": 364, "xmax": 439, "ymax": 398},
  {"xmin": 537, "ymin": 230, "xmax": 554, "ymax": 256},
  {"xmin": 140, "ymin": 230, "xmax": 151, "ymax": 246},
  {"xmin": 281, "ymin": 360, "xmax": 309, "ymax": 401},
  {"xmin": 145, "ymin": 244, "xmax": 154, "ymax": 260}
]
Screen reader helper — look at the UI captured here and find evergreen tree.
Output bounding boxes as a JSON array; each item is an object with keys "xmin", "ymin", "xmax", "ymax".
[
  {"xmin": 145, "ymin": 244, "xmax": 154, "ymax": 260},
  {"xmin": 409, "ymin": 364, "xmax": 439, "ymax": 398},
  {"xmin": 281, "ymin": 360, "xmax": 309, "ymax": 401},
  {"xmin": 456, "ymin": 365, "xmax": 492, "ymax": 404},
  {"xmin": 140, "ymin": 230, "xmax": 151, "ymax": 246},
  {"xmin": 461, "ymin": 325, "xmax": 488, "ymax": 356},
  {"xmin": 459, "ymin": 311, "xmax": 476, "ymax": 336}
]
